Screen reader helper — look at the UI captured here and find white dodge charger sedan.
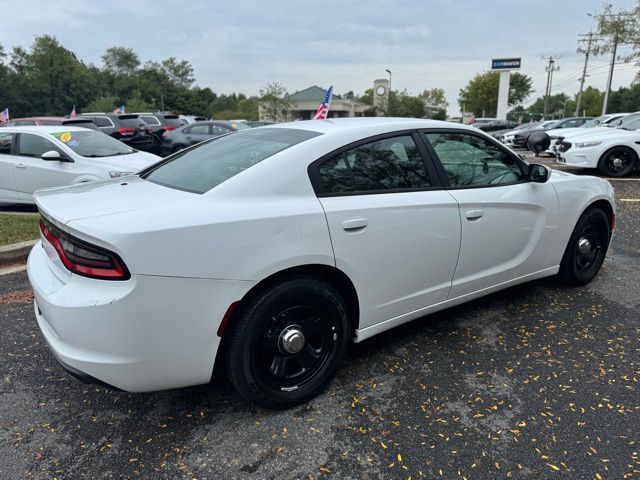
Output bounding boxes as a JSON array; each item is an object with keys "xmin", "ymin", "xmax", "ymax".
[
  {"xmin": 27, "ymin": 118, "xmax": 615, "ymax": 409},
  {"xmin": 554, "ymin": 114, "xmax": 640, "ymax": 177},
  {"xmin": 0, "ymin": 126, "xmax": 160, "ymax": 204}
]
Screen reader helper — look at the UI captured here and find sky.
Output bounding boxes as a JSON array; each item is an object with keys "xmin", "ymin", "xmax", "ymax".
[{"xmin": 1, "ymin": 0, "xmax": 638, "ymax": 113}]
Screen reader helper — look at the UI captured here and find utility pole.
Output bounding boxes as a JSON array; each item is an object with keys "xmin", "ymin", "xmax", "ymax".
[
  {"xmin": 575, "ymin": 32, "xmax": 596, "ymax": 116},
  {"xmin": 602, "ymin": 33, "xmax": 618, "ymax": 114},
  {"xmin": 543, "ymin": 56, "xmax": 560, "ymax": 119}
]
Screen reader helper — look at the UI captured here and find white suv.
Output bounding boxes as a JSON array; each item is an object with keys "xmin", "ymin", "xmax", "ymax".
[{"xmin": 0, "ymin": 126, "xmax": 160, "ymax": 204}]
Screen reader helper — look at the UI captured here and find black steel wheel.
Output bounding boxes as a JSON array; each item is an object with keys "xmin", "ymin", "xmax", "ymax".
[
  {"xmin": 598, "ymin": 147, "xmax": 636, "ymax": 177},
  {"xmin": 559, "ymin": 208, "xmax": 610, "ymax": 285},
  {"xmin": 226, "ymin": 276, "xmax": 350, "ymax": 409}
]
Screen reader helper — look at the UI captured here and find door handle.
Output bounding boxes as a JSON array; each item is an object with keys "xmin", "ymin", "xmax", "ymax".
[
  {"xmin": 342, "ymin": 218, "xmax": 368, "ymax": 231},
  {"xmin": 15, "ymin": 163, "xmax": 26, "ymax": 169},
  {"xmin": 465, "ymin": 209, "xmax": 483, "ymax": 220}
]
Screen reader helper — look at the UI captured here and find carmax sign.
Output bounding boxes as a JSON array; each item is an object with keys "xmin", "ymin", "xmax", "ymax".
[{"xmin": 491, "ymin": 58, "xmax": 521, "ymax": 70}]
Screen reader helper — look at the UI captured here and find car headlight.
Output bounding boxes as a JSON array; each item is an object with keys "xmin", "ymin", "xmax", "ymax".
[
  {"xmin": 575, "ymin": 141, "xmax": 602, "ymax": 148},
  {"xmin": 109, "ymin": 171, "xmax": 133, "ymax": 178}
]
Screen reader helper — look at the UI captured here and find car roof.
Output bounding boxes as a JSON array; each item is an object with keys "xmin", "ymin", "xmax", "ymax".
[
  {"xmin": 9, "ymin": 116, "xmax": 67, "ymax": 121},
  {"xmin": 0, "ymin": 125, "xmax": 96, "ymax": 133},
  {"xmin": 266, "ymin": 117, "xmax": 477, "ymax": 135}
]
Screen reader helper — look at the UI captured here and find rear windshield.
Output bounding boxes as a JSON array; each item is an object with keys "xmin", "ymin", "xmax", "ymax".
[
  {"xmin": 140, "ymin": 128, "xmax": 321, "ymax": 194},
  {"xmin": 163, "ymin": 116, "xmax": 183, "ymax": 127},
  {"xmin": 118, "ymin": 117, "xmax": 144, "ymax": 128}
]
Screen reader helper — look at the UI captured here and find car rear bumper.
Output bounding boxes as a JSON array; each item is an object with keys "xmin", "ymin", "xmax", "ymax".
[{"xmin": 28, "ymin": 241, "xmax": 254, "ymax": 392}]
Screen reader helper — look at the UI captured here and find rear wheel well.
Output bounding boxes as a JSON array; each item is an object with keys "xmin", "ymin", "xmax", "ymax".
[{"xmin": 215, "ymin": 265, "xmax": 359, "ymax": 368}]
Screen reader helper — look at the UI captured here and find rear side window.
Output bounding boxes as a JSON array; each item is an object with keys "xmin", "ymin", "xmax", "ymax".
[
  {"xmin": 316, "ymin": 135, "xmax": 431, "ymax": 194},
  {"xmin": 18, "ymin": 133, "xmax": 62, "ymax": 157},
  {"xmin": 212, "ymin": 125, "xmax": 231, "ymax": 135},
  {"xmin": 163, "ymin": 116, "xmax": 182, "ymax": 127},
  {"xmin": 0, "ymin": 132, "xmax": 14, "ymax": 154},
  {"xmin": 186, "ymin": 124, "xmax": 209, "ymax": 134},
  {"xmin": 141, "ymin": 128, "xmax": 321, "ymax": 194}
]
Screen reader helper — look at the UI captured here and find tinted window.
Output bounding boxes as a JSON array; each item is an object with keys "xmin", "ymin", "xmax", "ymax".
[
  {"xmin": 16, "ymin": 120, "xmax": 37, "ymax": 126},
  {"xmin": 118, "ymin": 117, "xmax": 145, "ymax": 128},
  {"xmin": 212, "ymin": 125, "xmax": 231, "ymax": 135},
  {"xmin": 91, "ymin": 117, "xmax": 113, "ymax": 127},
  {"xmin": 187, "ymin": 124, "xmax": 209, "ymax": 134},
  {"xmin": 163, "ymin": 117, "xmax": 182, "ymax": 127},
  {"xmin": 141, "ymin": 128, "xmax": 321, "ymax": 194},
  {"xmin": 19, "ymin": 133, "xmax": 62, "ymax": 157},
  {"xmin": 425, "ymin": 132, "xmax": 523, "ymax": 187},
  {"xmin": 141, "ymin": 116, "xmax": 161, "ymax": 126},
  {"xmin": 317, "ymin": 135, "xmax": 430, "ymax": 194},
  {"xmin": 0, "ymin": 132, "xmax": 13, "ymax": 154}
]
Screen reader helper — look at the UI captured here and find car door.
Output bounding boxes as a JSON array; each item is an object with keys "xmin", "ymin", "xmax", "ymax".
[
  {"xmin": 0, "ymin": 132, "xmax": 18, "ymax": 203},
  {"xmin": 423, "ymin": 130, "xmax": 558, "ymax": 298},
  {"xmin": 309, "ymin": 132, "xmax": 461, "ymax": 329},
  {"xmin": 13, "ymin": 133, "xmax": 70, "ymax": 201}
]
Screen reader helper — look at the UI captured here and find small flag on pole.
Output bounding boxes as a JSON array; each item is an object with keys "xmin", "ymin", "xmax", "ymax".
[
  {"xmin": 113, "ymin": 105, "xmax": 125, "ymax": 114},
  {"xmin": 0, "ymin": 108, "xmax": 9, "ymax": 123},
  {"xmin": 313, "ymin": 85, "xmax": 333, "ymax": 120},
  {"xmin": 70, "ymin": 105, "xmax": 77, "ymax": 119}
]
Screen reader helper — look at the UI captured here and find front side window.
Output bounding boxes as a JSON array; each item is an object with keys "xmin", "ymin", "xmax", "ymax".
[
  {"xmin": 19, "ymin": 133, "xmax": 62, "ymax": 157},
  {"xmin": 425, "ymin": 132, "xmax": 523, "ymax": 187},
  {"xmin": 0, "ymin": 132, "xmax": 14, "ymax": 154},
  {"xmin": 316, "ymin": 135, "xmax": 430, "ymax": 194},
  {"xmin": 141, "ymin": 128, "xmax": 321, "ymax": 194}
]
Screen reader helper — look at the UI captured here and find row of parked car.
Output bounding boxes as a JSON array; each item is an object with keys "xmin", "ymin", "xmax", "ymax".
[
  {"xmin": 484, "ymin": 113, "xmax": 640, "ymax": 177},
  {"xmin": 1, "ymin": 113, "xmax": 272, "ymax": 156},
  {"xmin": 0, "ymin": 114, "xmax": 275, "ymax": 205}
]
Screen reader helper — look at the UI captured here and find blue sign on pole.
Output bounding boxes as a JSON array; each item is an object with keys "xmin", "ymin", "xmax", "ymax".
[{"xmin": 492, "ymin": 58, "xmax": 521, "ymax": 70}]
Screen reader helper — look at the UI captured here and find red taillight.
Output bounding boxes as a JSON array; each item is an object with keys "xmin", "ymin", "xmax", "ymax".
[
  {"xmin": 164, "ymin": 125, "xmax": 177, "ymax": 131},
  {"xmin": 39, "ymin": 218, "xmax": 130, "ymax": 280},
  {"xmin": 117, "ymin": 128, "xmax": 135, "ymax": 136}
]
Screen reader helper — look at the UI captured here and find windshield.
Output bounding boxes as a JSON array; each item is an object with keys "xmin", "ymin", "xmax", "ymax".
[
  {"xmin": 620, "ymin": 116, "xmax": 640, "ymax": 131},
  {"xmin": 616, "ymin": 114, "xmax": 640, "ymax": 129},
  {"xmin": 140, "ymin": 128, "xmax": 321, "ymax": 194},
  {"xmin": 50, "ymin": 130, "xmax": 135, "ymax": 157},
  {"xmin": 581, "ymin": 116, "xmax": 608, "ymax": 128}
]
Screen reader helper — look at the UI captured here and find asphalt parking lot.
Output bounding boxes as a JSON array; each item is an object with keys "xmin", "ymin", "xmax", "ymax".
[{"xmin": 1, "ymin": 156, "xmax": 639, "ymax": 479}]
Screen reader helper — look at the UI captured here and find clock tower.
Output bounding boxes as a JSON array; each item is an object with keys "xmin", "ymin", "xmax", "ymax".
[{"xmin": 373, "ymin": 79, "xmax": 389, "ymax": 116}]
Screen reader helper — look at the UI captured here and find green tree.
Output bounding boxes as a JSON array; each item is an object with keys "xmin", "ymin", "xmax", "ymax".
[
  {"xmin": 259, "ymin": 82, "xmax": 292, "ymax": 121},
  {"xmin": 161, "ymin": 57, "xmax": 195, "ymax": 89},
  {"xmin": 458, "ymin": 71, "xmax": 532, "ymax": 117},
  {"xmin": 125, "ymin": 90, "xmax": 153, "ymax": 112},
  {"xmin": 102, "ymin": 47, "xmax": 140, "ymax": 76},
  {"xmin": 84, "ymin": 95, "xmax": 118, "ymax": 113},
  {"xmin": 391, "ymin": 90, "xmax": 425, "ymax": 117}
]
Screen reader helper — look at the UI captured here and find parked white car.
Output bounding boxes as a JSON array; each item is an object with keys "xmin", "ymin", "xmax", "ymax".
[
  {"xmin": 0, "ymin": 126, "xmax": 160, "ymax": 204},
  {"xmin": 545, "ymin": 113, "xmax": 631, "ymax": 155},
  {"xmin": 554, "ymin": 115, "xmax": 640, "ymax": 176},
  {"xmin": 28, "ymin": 118, "xmax": 615, "ymax": 409}
]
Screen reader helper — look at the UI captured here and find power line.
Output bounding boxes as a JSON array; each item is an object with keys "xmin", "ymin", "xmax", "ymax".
[
  {"xmin": 575, "ymin": 31, "xmax": 597, "ymax": 115},
  {"xmin": 543, "ymin": 56, "xmax": 560, "ymax": 118}
]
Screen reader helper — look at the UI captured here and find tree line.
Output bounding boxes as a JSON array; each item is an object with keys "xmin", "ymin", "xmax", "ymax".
[{"xmin": 1, "ymin": 34, "xmax": 638, "ymax": 123}]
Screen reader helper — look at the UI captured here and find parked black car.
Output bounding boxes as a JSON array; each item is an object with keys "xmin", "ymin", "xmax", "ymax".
[
  {"xmin": 133, "ymin": 113, "xmax": 183, "ymax": 151},
  {"xmin": 514, "ymin": 117, "xmax": 594, "ymax": 149},
  {"xmin": 159, "ymin": 120, "xmax": 250, "ymax": 156},
  {"xmin": 77, "ymin": 113, "xmax": 155, "ymax": 152}
]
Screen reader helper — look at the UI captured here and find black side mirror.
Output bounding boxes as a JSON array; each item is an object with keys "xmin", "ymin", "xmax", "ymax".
[{"xmin": 528, "ymin": 163, "xmax": 550, "ymax": 183}]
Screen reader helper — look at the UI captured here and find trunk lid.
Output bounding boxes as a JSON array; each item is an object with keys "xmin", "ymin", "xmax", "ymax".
[{"xmin": 34, "ymin": 175, "xmax": 196, "ymax": 224}]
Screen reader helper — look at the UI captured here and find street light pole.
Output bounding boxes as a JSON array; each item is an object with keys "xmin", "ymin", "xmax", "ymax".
[{"xmin": 385, "ymin": 69, "xmax": 392, "ymax": 116}]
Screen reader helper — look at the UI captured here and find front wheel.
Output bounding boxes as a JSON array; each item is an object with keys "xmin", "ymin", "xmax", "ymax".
[
  {"xmin": 598, "ymin": 147, "xmax": 636, "ymax": 177},
  {"xmin": 558, "ymin": 208, "xmax": 610, "ymax": 285},
  {"xmin": 226, "ymin": 277, "xmax": 350, "ymax": 409}
]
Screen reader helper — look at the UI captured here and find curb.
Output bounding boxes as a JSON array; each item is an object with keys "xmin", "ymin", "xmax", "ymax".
[{"xmin": 0, "ymin": 240, "xmax": 37, "ymax": 267}]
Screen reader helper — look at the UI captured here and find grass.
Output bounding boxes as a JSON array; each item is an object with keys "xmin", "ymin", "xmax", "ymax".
[{"xmin": 0, "ymin": 214, "xmax": 40, "ymax": 246}]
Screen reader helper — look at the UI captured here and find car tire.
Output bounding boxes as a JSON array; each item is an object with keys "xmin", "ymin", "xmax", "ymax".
[
  {"xmin": 597, "ymin": 147, "xmax": 636, "ymax": 177},
  {"xmin": 558, "ymin": 208, "xmax": 610, "ymax": 285},
  {"xmin": 226, "ymin": 276, "xmax": 350, "ymax": 409}
]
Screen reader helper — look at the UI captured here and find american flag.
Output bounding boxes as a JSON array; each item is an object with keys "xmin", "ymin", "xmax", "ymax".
[
  {"xmin": 0, "ymin": 108, "xmax": 9, "ymax": 123},
  {"xmin": 70, "ymin": 105, "xmax": 77, "ymax": 118},
  {"xmin": 313, "ymin": 85, "xmax": 334, "ymax": 120},
  {"xmin": 113, "ymin": 105, "xmax": 125, "ymax": 114}
]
